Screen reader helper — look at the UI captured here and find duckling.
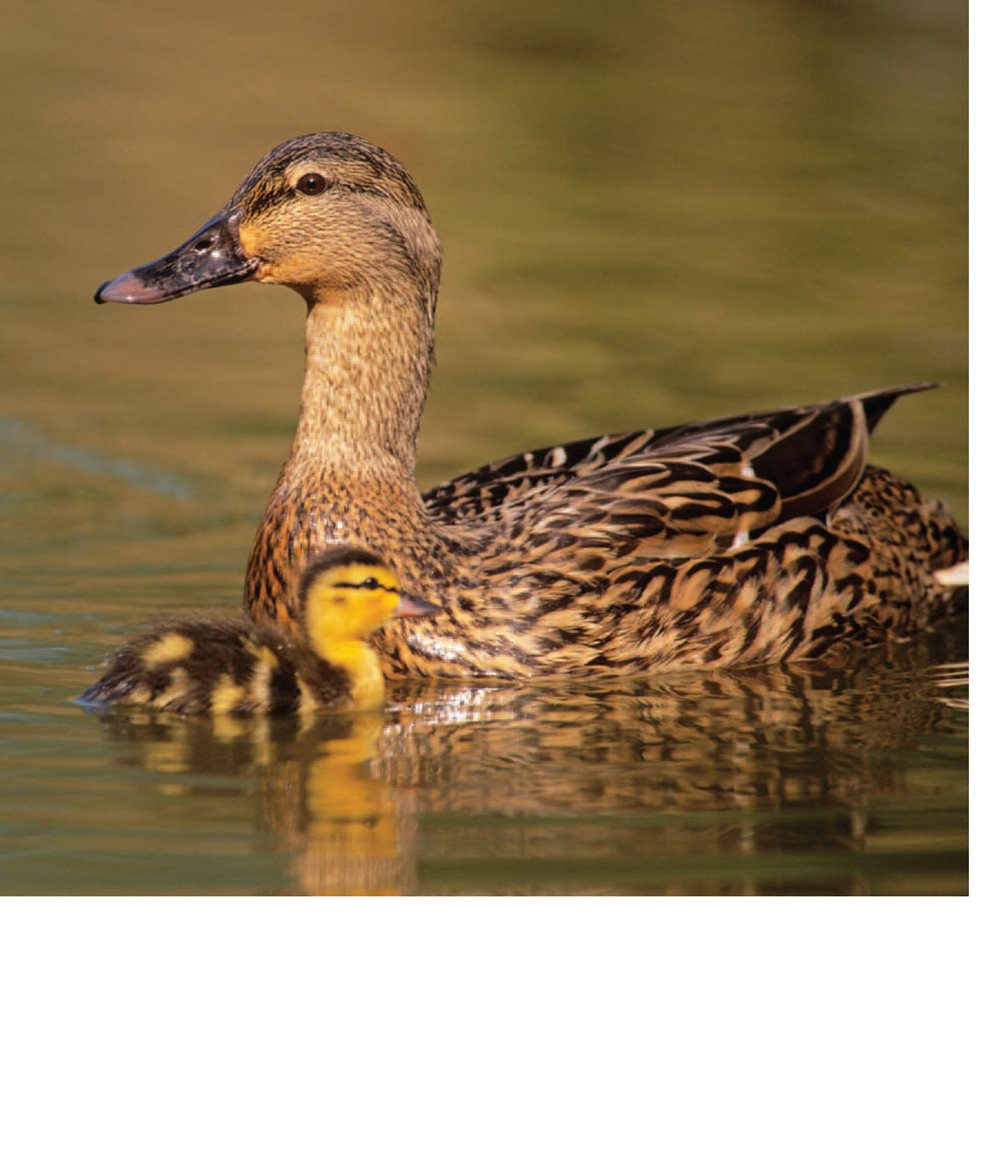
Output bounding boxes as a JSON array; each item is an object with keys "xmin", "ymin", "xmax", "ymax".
[
  {"xmin": 78, "ymin": 547, "xmax": 438, "ymax": 714},
  {"xmin": 95, "ymin": 132, "xmax": 968, "ymax": 679}
]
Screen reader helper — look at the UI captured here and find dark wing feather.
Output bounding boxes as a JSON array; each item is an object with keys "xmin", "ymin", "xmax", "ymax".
[{"xmin": 423, "ymin": 385, "xmax": 932, "ymax": 556}]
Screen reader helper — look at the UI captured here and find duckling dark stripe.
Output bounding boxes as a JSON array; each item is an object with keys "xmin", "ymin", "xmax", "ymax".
[{"xmin": 330, "ymin": 581, "xmax": 400, "ymax": 593}]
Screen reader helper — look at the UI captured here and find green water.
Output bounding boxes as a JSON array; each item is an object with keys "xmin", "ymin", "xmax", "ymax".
[{"xmin": 0, "ymin": 0, "xmax": 967, "ymax": 894}]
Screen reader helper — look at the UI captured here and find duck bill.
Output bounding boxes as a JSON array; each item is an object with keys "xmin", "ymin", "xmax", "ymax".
[
  {"xmin": 94, "ymin": 210, "xmax": 258, "ymax": 304},
  {"xmin": 393, "ymin": 593, "xmax": 441, "ymax": 618}
]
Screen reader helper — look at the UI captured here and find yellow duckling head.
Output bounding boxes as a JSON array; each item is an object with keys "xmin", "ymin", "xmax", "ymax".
[
  {"xmin": 298, "ymin": 547, "xmax": 438, "ymax": 706},
  {"xmin": 95, "ymin": 133, "xmax": 441, "ymax": 309}
]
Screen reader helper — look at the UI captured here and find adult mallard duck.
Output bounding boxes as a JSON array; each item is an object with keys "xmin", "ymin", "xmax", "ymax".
[
  {"xmin": 95, "ymin": 132, "xmax": 968, "ymax": 679},
  {"xmin": 78, "ymin": 547, "xmax": 438, "ymax": 714}
]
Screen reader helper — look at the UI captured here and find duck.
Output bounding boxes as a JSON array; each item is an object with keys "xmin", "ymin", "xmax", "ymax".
[
  {"xmin": 77, "ymin": 547, "xmax": 439, "ymax": 714},
  {"xmin": 95, "ymin": 132, "xmax": 968, "ymax": 679}
]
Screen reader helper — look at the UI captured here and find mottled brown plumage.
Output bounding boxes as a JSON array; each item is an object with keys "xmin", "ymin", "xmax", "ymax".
[{"xmin": 96, "ymin": 132, "xmax": 968, "ymax": 679}]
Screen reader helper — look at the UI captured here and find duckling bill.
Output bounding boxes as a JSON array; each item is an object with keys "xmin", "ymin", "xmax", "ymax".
[
  {"xmin": 95, "ymin": 132, "xmax": 968, "ymax": 679},
  {"xmin": 78, "ymin": 548, "xmax": 438, "ymax": 715}
]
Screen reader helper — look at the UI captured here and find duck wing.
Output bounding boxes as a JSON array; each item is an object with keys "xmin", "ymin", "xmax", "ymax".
[{"xmin": 423, "ymin": 384, "xmax": 932, "ymax": 558}]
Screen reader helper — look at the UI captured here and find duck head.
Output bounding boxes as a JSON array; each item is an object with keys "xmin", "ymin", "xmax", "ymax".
[
  {"xmin": 298, "ymin": 546, "xmax": 440, "ymax": 659},
  {"xmin": 95, "ymin": 133, "xmax": 442, "ymax": 309}
]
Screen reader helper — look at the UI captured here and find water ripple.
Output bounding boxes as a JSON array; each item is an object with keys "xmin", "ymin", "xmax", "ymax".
[{"xmin": 0, "ymin": 418, "xmax": 193, "ymax": 500}]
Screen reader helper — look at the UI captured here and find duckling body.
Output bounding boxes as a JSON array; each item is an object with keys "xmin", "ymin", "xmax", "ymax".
[
  {"xmin": 78, "ymin": 548, "xmax": 437, "ymax": 713},
  {"xmin": 96, "ymin": 133, "xmax": 968, "ymax": 679},
  {"xmin": 80, "ymin": 614, "xmax": 339, "ymax": 716}
]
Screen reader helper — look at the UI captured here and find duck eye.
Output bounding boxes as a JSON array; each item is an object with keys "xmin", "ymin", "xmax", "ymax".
[
  {"xmin": 295, "ymin": 172, "xmax": 329, "ymax": 196},
  {"xmin": 360, "ymin": 577, "xmax": 380, "ymax": 590}
]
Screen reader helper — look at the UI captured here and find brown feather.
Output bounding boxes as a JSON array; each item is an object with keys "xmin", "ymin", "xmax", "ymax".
[{"xmin": 93, "ymin": 132, "xmax": 966, "ymax": 679}]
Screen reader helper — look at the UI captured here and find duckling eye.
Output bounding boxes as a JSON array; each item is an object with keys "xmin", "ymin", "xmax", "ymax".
[
  {"xmin": 296, "ymin": 173, "xmax": 329, "ymax": 196},
  {"xmin": 360, "ymin": 577, "xmax": 380, "ymax": 590}
]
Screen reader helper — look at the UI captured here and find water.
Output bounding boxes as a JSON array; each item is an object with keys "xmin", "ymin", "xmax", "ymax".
[{"xmin": 0, "ymin": 0, "xmax": 967, "ymax": 894}]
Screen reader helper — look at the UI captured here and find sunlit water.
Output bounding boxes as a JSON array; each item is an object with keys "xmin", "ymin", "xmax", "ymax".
[
  {"xmin": 1, "ymin": 566, "xmax": 969, "ymax": 895},
  {"xmin": 1, "ymin": 0, "xmax": 967, "ymax": 894}
]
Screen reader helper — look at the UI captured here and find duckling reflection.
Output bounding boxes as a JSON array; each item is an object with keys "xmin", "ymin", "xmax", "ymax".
[
  {"xmin": 98, "ymin": 706, "xmax": 413, "ymax": 895},
  {"xmin": 90, "ymin": 624, "xmax": 967, "ymax": 895},
  {"xmin": 290, "ymin": 713, "xmax": 418, "ymax": 896}
]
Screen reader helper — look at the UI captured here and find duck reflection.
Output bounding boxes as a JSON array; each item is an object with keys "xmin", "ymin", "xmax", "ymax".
[{"xmin": 90, "ymin": 623, "xmax": 967, "ymax": 895}]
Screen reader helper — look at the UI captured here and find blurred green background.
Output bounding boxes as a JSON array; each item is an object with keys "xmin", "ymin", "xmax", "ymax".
[{"xmin": 1, "ymin": 0, "xmax": 966, "ymax": 566}]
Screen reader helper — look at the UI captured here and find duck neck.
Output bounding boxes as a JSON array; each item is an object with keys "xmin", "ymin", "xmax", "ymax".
[
  {"xmin": 319, "ymin": 638, "xmax": 386, "ymax": 710},
  {"xmin": 291, "ymin": 290, "xmax": 434, "ymax": 480}
]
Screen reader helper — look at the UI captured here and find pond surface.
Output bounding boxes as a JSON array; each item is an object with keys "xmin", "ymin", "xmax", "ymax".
[{"xmin": 1, "ymin": 0, "xmax": 967, "ymax": 894}]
